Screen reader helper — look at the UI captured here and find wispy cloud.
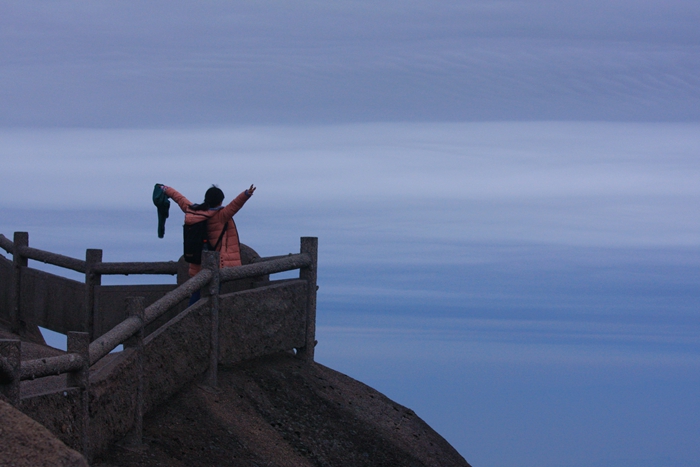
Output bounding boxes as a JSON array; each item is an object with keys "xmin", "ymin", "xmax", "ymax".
[
  {"xmin": 317, "ymin": 317, "xmax": 700, "ymax": 368},
  {"xmin": 4, "ymin": 123, "xmax": 697, "ymax": 253},
  {"xmin": 1, "ymin": 1, "xmax": 698, "ymax": 125}
]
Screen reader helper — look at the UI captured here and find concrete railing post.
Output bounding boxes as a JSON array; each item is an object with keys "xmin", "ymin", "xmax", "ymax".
[
  {"xmin": 85, "ymin": 249, "xmax": 103, "ymax": 340},
  {"xmin": 202, "ymin": 251, "xmax": 220, "ymax": 388},
  {"xmin": 123, "ymin": 296, "xmax": 145, "ymax": 447},
  {"xmin": 67, "ymin": 331, "xmax": 90, "ymax": 458},
  {"xmin": 297, "ymin": 237, "xmax": 318, "ymax": 362},
  {"xmin": 10, "ymin": 232, "xmax": 28, "ymax": 334},
  {"xmin": 0, "ymin": 339, "xmax": 21, "ymax": 406},
  {"xmin": 176, "ymin": 255, "xmax": 190, "ymax": 285}
]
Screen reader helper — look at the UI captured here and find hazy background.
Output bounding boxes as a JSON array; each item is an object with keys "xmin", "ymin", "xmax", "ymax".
[{"xmin": 1, "ymin": 2, "xmax": 699, "ymax": 466}]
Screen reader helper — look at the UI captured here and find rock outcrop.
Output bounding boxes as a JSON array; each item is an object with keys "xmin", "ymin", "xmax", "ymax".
[
  {"xmin": 92, "ymin": 353, "xmax": 470, "ymax": 467},
  {"xmin": 0, "ymin": 397, "xmax": 88, "ymax": 467}
]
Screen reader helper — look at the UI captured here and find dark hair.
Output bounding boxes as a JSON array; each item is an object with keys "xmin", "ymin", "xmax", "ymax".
[{"xmin": 190, "ymin": 185, "xmax": 225, "ymax": 211}]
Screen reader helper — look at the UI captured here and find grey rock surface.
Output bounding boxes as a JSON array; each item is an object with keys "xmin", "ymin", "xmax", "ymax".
[
  {"xmin": 93, "ymin": 353, "xmax": 471, "ymax": 467},
  {"xmin": 0, "ymin": 398, "xmax": 88, "ymax": 467}
]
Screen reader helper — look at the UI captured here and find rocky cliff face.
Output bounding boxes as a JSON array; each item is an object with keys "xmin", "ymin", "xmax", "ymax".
[
  {"xmin": 92, "ymin": 353, "xmax": 471, "ymax": 467},
  {"xmin": 2, "ymin": 325, "xmax": 470, "ymax": 466}
]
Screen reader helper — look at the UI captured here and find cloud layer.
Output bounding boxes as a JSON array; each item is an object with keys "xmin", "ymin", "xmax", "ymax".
[
  {"xmin": 1, "ymin": 122, "xmax": 698, "ymax": 253},
  {"xmin": 1, "ymin": 1, "xmax": 699, "ymax": 126}
]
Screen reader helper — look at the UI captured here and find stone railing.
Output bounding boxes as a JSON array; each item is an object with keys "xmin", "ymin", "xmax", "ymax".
[
  {"xmin": 0, "ymin": 234, "xmax": 317, "ymax": 460},
  {"xmin": 0, "ymin": 231, "xmax": 182, "ymax": 340}
]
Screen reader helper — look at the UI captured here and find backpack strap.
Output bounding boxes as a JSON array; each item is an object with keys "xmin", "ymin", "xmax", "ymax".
[{"xmin": 212, "ymin": 221, "xmax": 229, "ymax": 252}]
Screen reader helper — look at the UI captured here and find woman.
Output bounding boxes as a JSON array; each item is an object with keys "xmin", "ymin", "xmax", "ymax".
[{"xmin": 160, "ymin": 183, "xmax": 256, "ymax": 279}]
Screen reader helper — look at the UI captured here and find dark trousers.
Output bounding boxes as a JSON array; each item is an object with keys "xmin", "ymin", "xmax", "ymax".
[{"xmin": 188, "ymin": 290, "xmax": 201, "ymax": 306}]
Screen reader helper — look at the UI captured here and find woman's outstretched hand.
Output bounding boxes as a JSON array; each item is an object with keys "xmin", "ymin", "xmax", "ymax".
[{"xmin": 246, "ymin": 184, "xmax": 256, "ymax": 196}]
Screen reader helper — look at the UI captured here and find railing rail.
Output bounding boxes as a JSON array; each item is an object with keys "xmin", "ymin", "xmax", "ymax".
[
  {"xmin": 220, "ymin": 252, "xmax": 312, "ymax": 282},
  {"xmin": 16, "ymin": 245, "xmax": 87, "ymax": 273},
  {"xmin": 1, "ymin": 233, "xmax": 179, "ymax": 276},
  {"xmin": 88, "ymin": 269, "xmax": 213, "ymax": 365},
  {"xmin": 0, "ymin": 234, "xmax": 14, "ymax": 254},
  {"xmin": 20, "ymin": 353, "xmax": 85, "ymax": 381},
  {"xmin": 1, "ymin": 233, "xmax": 298, "ymax": 279},
  {"xmin": 92, "ymin": 261, "xmax": 179, "ymax": 275}
]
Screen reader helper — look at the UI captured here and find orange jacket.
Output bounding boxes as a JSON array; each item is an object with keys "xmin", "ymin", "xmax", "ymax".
[{"xmin": 164, "ymin": 186, "xmax": 251, "ymax": 276}]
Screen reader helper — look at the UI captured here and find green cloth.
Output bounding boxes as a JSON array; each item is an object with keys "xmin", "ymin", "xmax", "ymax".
[{"xmin": 152, "ymin": 183, "xmax": 170, "ymax": 238}]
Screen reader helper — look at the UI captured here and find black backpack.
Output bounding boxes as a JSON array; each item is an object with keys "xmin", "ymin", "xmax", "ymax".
[{"xmin": 183, "ymin": 217, "xmax": 228, "ymax": 265}]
